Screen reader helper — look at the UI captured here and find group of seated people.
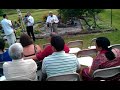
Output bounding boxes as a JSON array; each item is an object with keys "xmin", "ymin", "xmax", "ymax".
[{"xmin": 0, "ymin": 32, "xmax": 120, "ymax": 81}]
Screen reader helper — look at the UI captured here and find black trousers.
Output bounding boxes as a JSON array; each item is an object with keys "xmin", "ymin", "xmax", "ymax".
[{"xmin": 26, "ymin": 26, "xmax": 35, "ymax": 41}]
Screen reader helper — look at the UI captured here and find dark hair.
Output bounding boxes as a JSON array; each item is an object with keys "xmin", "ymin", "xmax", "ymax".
[
  {"xmin": 51, "ymin": 36, "xmax": 65, "ymax": 51},
  {"xmin": 20, "ymin": 33, "xmax": 33, "ymax": 47},
  {"xmin": 50, "ymin": 32, "xmax": 58, "ymax": 37},
  {"xmin": 96, "ymin": 37, "xmax": 115, "ymax": 60},
  {"xmin": 0, "ymin": 38, "xmax": 5, "ymax": 52},
  {"xmin": 3, "ymin": 14, "xmax": 7, "ymax": 18}
]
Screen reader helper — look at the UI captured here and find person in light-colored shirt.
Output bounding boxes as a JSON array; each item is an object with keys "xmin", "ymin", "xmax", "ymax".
[
  {"xmin": 1, "ymin": 14, "xmax": 16, "ymax": 46},
  {"xmin": 3, "ymin": 43, "xmax": 37, "ymax": 81},
  {"xmin": 25, "ymin": 12, "xmax": 35, "ymax": 41},
  {"xmin": 46, "ymin": 11, "xmax": 59, "ymax": 33},
  {"xmin": 42, "ymin": 35, "xmax": 80, "ymax": 80}
]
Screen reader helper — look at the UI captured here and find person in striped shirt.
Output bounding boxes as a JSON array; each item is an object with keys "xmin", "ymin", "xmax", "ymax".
[{"xmin": 41, "ymin": 35, "xmax": 80, "ymax": 80}]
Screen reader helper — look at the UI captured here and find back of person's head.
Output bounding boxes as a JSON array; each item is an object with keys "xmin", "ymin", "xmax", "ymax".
[
  {"xmin": 51, "ymin": 36, "xmax": 65, "ymax": 51},
  {"xmin": 27, "ymin": 12, "xmax": 31, "ymax": 16},
  {"xmin": 20, "ymin": 33, "xmax": 33, "ymax": 47},
  {"xmin": 96, "ymin": 37, "xmax": 115, "ymax": 60},
  {"xmin": 50, "ymin": 32, "xmax": 58, "ymax": 37},
  {"xmin": 3, "ymin": 14, "xmax": 7, "ymax": 18},
  {"xmin": 0, "ymin": 38, "xmax": 5, "ymax": 52},
  {"xmin": 9, "ymin": 43, "xmax": 23, "ymax": 60}
]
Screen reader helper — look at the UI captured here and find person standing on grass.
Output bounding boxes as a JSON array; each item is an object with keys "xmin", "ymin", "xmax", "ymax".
[
  {"xmin": 46, "ymin": 11, "xmax": 59, "ymax": 33},
  {"xmin": 25, "ymin": 12, "xmax": 35, "ymax": 42},
  {"xmin": 1, "ymin": 14, "xmax": 16, "ymax": 46}
]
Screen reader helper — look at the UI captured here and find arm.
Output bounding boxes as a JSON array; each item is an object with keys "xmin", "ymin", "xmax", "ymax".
[
  {"xmin": 54, "ymin": 15, "xmax": 59, "ymax": 23},
  {"xmin": 36, "ymin": 45, "xmax": 53, "ymax": 61},
  {"xmin": 46, "ymin": 16, "xmax": 50, "ymax": 24}
]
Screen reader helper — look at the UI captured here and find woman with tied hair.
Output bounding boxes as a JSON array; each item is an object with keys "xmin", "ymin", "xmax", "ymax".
[{"xmin": 81, "ymin": 37, "xmax": 120, "ymax": 81}]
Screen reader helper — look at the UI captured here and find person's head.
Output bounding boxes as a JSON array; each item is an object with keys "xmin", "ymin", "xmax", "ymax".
[
  {"xmin": 48, "ymin": 32, "xmax": 58, "ymax": 42},
  {"xmin": 49, "ymin": 11, "xmax": 53, "ymax": 17},
  {"xmin": 20, "ymin": 33, "xmax": 33, "ymax": 47},
  {"xmin": 0, "ymin": 38, "xmax": 5, "ymax": 52},
  {"xmin": 96, "ymin": 37, "xmax": 115, "ymax": 60},
  {"xmin": 27, "ymin": 12, "xmax": 31, "ymax": 16},
  {"xmin": 3, "ymin": 14, "xmax": 8, "ymax": 19},
  {"xmin": 9, "ymin": 43, "xmax": 23, "ymax": 60},
  {"xmin": 51, "ymin": 36, "xmax": 65, "ymax": 52}
]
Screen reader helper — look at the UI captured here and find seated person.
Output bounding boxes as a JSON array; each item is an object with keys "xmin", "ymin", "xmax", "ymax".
[
  {"xmin": 81, "ymin": 37, "xmax": 120, "ymax": 81},
  {"xmin": 20, "ymin": 33, "xmax": 42, "ymax": 57},
  {"xmin": 3, "ymin": 43, "xmax": 37, "ymax": 81},
  {"xmin": 41, "ymin": 35, "xmax": 80, "ymax": 80},
  {"xmin": 26, "ymin": 32, "xmax": 70, "ymax": 61},
  {"xmin": 0, "ymin": 38, "xmax": 12, "ymax": 62}
]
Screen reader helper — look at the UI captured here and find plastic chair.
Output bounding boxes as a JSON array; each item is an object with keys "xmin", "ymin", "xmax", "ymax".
[
  {"xmin": 67, "ymin": 40, "xmax": 83, "ymax": 54},
  {"xmin": 92, "ymin": 65, "xmax": 120, "ymax": 81},
  {"xmin": 109, "ymin": 44, "xmax": 120, "ymax": 50},
  {"xmin": 46, "ymin": 73, "xmax": 81, "ymax": 81},
  {"xmin": 88, "ymin": 38, "xmax": 96, "ymax": 49},
  {"xmin": 77, "ymin": 49, "xmax": 97, "ymax": 57},
  {"xmin": 77, "ymin": 49, "xmax": 97, "ymax": 67}
]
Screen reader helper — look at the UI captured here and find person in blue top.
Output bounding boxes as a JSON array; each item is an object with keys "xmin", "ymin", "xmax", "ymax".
[{"xmin": 0, "ymin": 38, "xmax": 12, "ymax": 62}]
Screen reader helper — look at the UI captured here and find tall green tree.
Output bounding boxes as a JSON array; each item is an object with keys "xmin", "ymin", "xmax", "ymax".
[{"xmin": 58, "ymin": 9, "xmax": 104, "ymax": 30}]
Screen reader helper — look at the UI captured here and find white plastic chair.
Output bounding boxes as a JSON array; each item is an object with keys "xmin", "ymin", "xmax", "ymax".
[
  {"xmin": 93, "ymin": 65, "xmax": 120, "ymax": 81},
  {"xmin": 46, "ymin": 73, "xmax": 81, "ymax": 81},
  {"xmin": 88, "ymin": 38, "xmax": 96, "ymax": 49},
  {"xmin": 67, "ymin": 40, "xmax": 83, "ymax": 54},
  {"xmin": 109, "ymin": 44, "xmax": 120, "ymax": 50},
  {"xmin": 77, "ymin": 49, "xmax": 97, "ymax": 67}
]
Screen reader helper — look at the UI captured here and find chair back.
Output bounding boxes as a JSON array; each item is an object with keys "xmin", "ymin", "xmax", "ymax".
[
  {"xmin": 67, "ymin": 40, "xmax": 83, "ymax": 49},
  {"xmin": 77, "ymin": 49, "xmax": 97, "ymax": 57},
  {"xmin": 109, "ymin": 44, "xmax": 120, "ymax": 50},
  {"xmin": 47, "ymin": 73, "xmax": 81, "ymax": 81},
  {"xmin": 43, "ymin": 43, "xmax": 50, "ymax": 49},
  {"xmin": 88, "ymin": 38, "xmax": 96, "ymax": 49},
  {"xmin": 93, "ymin": 65, "xmax": 120, "ymax": 81}
]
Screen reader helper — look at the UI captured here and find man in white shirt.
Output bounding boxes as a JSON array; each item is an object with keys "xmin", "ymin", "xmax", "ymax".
[
  {"xmin": 26, "ymin": 12, "xmax": 35, "ymax": 41},
  {"xmin": 46, "ymin": 11, "xmax": 59, "ymax": 33},
  {"xmin": 3, "ymin": 43, "xmax": 38, "ymax": 81},
  {"xmin": 1, "ymin": 14, "xmax": 16, "ymax": 46}
]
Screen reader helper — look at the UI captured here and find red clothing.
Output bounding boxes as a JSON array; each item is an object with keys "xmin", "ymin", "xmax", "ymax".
[
  {"xmin": 91, "ymin": 48, "xmax": 120, "ymax": 71},
  {"xmin": 82, "ymin": 48, "xmax": 120, "ymax": 81},
  {"xmin": 36, "ymin": 44, "xmax": 70, "ymax": 61}
]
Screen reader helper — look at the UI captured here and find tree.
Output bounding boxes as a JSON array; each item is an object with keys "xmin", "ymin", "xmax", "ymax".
[
  {"xmin": 0, "ymin": 9, "xmax": 3, "ymax": 16},
  {"xmin": 58, "ymin": 9, "xmax": 104, "ymax": 30},
  {"xmin": 86, "ymin": 9, "xmax": 104, "ymax": 28}
]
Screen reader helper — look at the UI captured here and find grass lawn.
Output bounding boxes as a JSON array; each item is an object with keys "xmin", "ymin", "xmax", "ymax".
[{"xmin": 0, "ymin": 9, "xmax": 120, "ymax": 49}]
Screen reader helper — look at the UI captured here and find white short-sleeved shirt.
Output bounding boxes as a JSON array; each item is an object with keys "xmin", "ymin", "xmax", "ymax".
[
  {"xmin": 26, "ymin": 15, "xmax": 34, "ymax": 26},
  {"xmin": 3, "ymin": 58, "xmax": 37, "ymax": 81},
  {"xmin": 46, "ymin": 15, "xmax": 59, "ymax": 24},
  {"xmin": 42, "ymin": 51, "xmax": 80, "ymax": 78},
  {"xmin": 1, "ymin": 19, "xmax": 13, "ymax": 35}
]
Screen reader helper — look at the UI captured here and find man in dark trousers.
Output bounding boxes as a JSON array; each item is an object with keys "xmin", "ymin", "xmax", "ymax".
[{"xmin": 26, "ymin": 12, "xmax": 35, "ymax": 41}]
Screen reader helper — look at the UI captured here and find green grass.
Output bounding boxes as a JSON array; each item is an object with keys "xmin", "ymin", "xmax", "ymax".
[
  {"xmin": 0, "ymin": 9, "xmax": 58, "ymax": 23},
  {"xmin": 1, "ymin": 9, "xmax": 120, "ymax": 49}
]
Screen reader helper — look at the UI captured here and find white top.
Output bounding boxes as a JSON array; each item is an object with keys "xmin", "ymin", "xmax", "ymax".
[
  {"xmin": 69, "ymin": 48, "xmax": 81, "ymax": 54},
  {"xmin": 77, "ymin": 56, "xmax": 93, "ymax": 67},
  {"xmin": 46, "ymin": 15, "xmax": 59, "ymax": 24},
  {"xmin": 3, "ymin": 58, "xmax": 37, "ymax": 81},
  {"xmin": 26, "ymin": 15, "xmax": 34, "ymax": 26},
  {"xmin": 1, "ymin": 18, "xmax": 13, "ymax": 35}
]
